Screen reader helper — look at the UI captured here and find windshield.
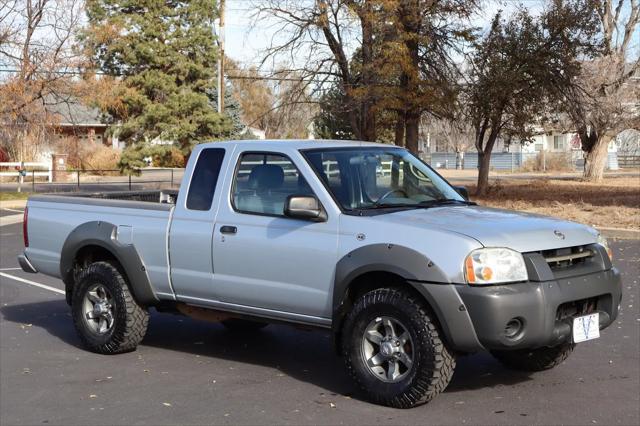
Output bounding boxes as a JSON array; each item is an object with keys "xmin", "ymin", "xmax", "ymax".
[{"xmin": 302, "ymin": 147, "xmax": 465, "ymax": 212}]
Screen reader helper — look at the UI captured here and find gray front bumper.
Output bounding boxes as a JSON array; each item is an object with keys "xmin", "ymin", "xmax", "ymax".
[{"xmin": 456, "ymin": 268, "xmax": 622, "ymax": 350}]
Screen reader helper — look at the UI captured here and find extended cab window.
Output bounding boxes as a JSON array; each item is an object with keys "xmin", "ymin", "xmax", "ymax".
[
  {"xmin": 186, "ymin": 148, "xmax": 225, "ymax": 211},
  {"xmin": 232, "ymin": 153, "xmax": 314, "ymax": 216}
]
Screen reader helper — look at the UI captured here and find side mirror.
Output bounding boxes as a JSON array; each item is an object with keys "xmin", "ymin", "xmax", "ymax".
[
  {"xmin": 284, "ymin": 195, "xmax": 327, "ymax": 222},
  {"xmin": 453, "ymin": 186, "xmax": 469, "ymax": 200}
]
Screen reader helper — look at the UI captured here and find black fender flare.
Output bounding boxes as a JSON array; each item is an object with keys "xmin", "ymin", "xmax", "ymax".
[
  {"xmin": 60, "ymin": 221, "xmax": 160, "ymax": 306},
  {"xmin": 332, "ymin": 244, "xmax": 483, "ymax": 353}
]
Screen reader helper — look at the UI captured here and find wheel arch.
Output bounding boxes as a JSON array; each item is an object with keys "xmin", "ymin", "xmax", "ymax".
[
  {"xmin": 60, "ymin": 221, "xmax": 159, "ymax": 307},
  {"xmin": 331, "ymin": 244, "xmax": 483, "ymax": 354}
]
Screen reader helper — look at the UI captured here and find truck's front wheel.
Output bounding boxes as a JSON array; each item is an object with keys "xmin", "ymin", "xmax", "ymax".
[
  {"xmin": 491, "ymin": 342, "xmax": 576, "ymax": 372},
  {"xmin": 72, "ymin": 261, "xmax": 149, "ymax": 354},
  {"xmin": 341, "ymin": 288, "xmax": 456, "ymax": 408}
]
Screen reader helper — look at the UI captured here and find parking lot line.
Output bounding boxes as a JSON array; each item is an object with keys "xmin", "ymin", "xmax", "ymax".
[
  {"xmin": 0, "ymin": 272, "xmax": 65, "ymax": 295},
  {"xmin": 2, "ymin": 208, "xmax": 24, "ymax": 213},
  {"xmin": 0, "ymin": 267, "xmax": 22, "ymax": 271},
  {"xmin": 0, "ymin": 214, "xmax": 23, "ymax": 227}
]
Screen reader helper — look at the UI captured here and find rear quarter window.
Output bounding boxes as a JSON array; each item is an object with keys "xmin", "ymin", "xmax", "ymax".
[
  {"xmin": 232, "ymin": 152, "xmax": 314, "ymax": 216},
  {"xmin": 186, "ymin": 148, "xmax": 225, "ymax": 211}
]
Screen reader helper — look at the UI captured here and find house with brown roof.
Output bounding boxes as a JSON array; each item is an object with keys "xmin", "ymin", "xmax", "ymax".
[{"xmin": 45, "ymin": 95, "xmax": 114, "ymax": 148}]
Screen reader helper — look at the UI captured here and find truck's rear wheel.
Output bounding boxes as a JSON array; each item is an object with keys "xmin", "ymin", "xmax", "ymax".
[
  {"xmin": 491, "ymin": 342, "xmax": 576, "ymax": 372},
  {"xmin": 341, "ymin": 288, "xmax": 456, "ymax": 408},
  {"xmin": 72, "ymin": 261, "xmax": 149, "ymax": 354}
]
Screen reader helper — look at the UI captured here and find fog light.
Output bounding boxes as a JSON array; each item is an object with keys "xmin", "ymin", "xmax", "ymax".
[{"xmin": 505, "ymin": 318, "xmax": 523, "ymax": 339}]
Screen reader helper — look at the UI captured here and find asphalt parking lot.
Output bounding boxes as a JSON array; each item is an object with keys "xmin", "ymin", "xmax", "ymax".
[{"xmin": 1, "ymin": 220, "xmax": 638, "ymax": 426}]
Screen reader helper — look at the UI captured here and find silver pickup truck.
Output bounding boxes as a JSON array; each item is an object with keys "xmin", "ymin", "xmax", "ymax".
[{"xmin": 19, "ymin": 140, "xmax": 621, "ymax": 408}]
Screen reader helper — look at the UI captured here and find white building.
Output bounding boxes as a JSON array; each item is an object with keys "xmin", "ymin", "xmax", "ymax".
[{"xmin": 495, "ymin": 131, "xmax": 618, "ymax": 155}]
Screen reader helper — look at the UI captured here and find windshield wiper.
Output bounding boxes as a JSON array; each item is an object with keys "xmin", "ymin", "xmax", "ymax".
[
  {"xmin": 358, "ymin": 199, "xmax": 475, "ymax": 211},
  {"xmin": 418, "ymin": 199, "xmax": 477, "ymax": 207},
  {"xmin": 365, "ymin": 203, "xmax": 422, "ymax": 209}
]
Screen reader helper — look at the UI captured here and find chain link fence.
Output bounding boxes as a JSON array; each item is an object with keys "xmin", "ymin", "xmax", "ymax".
[
  {"xmin": 423, "ymin": 151, "xmax": 628, "ymax": 171},
  {"xmin": 0, "ymin": 168, "xmax": 184, "ymax": 193}
]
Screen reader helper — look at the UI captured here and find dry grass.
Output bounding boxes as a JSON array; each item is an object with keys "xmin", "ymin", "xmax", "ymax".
[
  {"xmin": 0, "ymin": 191, "xmax": 30, "ymax": 201},
  {"xmin": 521, "ymin": 152, "xmax": 573, "ymax": 172},
  {"xmin": 468, "ymin": 176, "xmax": 640, "ymax": 230}
]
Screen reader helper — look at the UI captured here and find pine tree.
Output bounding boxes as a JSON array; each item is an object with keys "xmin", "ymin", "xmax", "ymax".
[
  {"xmin": 314, "ymin": 87, "xmax": 355, "ymax": 140},
  {"xmin": 206, "ymin": 84, "xmax": 246, "ymax": 138},
  {"xmin": 83, "ymin": 0, "xmax": 233, "ymax": 155}
]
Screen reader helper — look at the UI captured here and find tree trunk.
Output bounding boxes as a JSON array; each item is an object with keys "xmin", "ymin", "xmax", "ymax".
[
  {"xmin": 476, "ymin": 126, "xmax": 500, "ymax": 196},
  {"xmin": 348, "ymin": 108, "xmax": 363, "ymax": 140},
  {"xmin": 361, "ymin": 104, "xmax": 376, "ymax": 141},
  {"xmin": 405, "ymin": 112, "xmax": 420, "ymax": 155},
  {"xmin": 398, "ymin": 1, "xmax": 420, "ymax": 155},
  {"xmin": 394, "ymin": 114, "xmax": 405, "ymax": 147},
  {"xmin": 456, "ymin": 150, "xmax": 464, "ymax": 170},
  {"xmin": 392, "ymin": 115, "xmax": 404, "ymax": 187},
  {"xmin": 583, "ymin": 136, "xmax": 610, "ymax": 181},
  {"xmin": 359, "ymin": 2, "xmax": 376, "ymax": 142},
  {"xmin": 476, "ymin": 150, "xmax": 492, "ymax": 196}
]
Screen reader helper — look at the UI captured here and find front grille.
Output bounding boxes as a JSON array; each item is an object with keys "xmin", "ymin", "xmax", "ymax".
[
  {"xmin": 539, "ymin": 245, "xmax": 594, "ymax": 271},
  {"xmin": 556, "ymin": 297, "xmax": 598, "ymax": 321}
]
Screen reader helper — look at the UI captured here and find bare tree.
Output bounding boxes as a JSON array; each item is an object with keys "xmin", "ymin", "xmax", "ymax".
[
  {"xmin": 553, "ymin": 0, "xmax": 640, "ymax": 181},
  {"xmin": 252, "ymin": 0, "xmax": 379, "ymax": 141},
  {"xmin": 0, "ymin": 0, "xmax": 83, "ymax": 161},
  {"xmin": 0, "ymin": 1, "xmax": 19, "ymax": 47},
  {"xmin": 227, "ymin": 62, "xmax": 318, "ymax": 138},
  {"xmin": 427, "ymin": 118, "xmax": 474, "ymax": 168},
  {"xmin": 467, "ymin": 1, "xmax": 601, "ymax": 195},
  {"xmin": 252, "ymin": 0, "xmax": 474, "ymax": 152}
]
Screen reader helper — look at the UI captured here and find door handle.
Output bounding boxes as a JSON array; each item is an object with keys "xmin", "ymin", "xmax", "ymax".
[{"xmin": 220, "ymin": 225, "xmax": 237, "ymax": 235}]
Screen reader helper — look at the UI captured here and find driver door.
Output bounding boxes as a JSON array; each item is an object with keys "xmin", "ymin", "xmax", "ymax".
[{"xmin": 212, "ymin": 151, "xmax": 339, "ymax": 321}]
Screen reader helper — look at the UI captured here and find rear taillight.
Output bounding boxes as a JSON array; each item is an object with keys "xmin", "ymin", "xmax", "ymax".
[{"xmin": 23, "ymin": 207, "xmax": 28, "ymax": 247}]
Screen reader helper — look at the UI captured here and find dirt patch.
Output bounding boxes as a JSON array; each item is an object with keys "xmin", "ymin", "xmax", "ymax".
[{"xmin": 467, "ymin": 176, "xmax": 640, "ymax": 230}]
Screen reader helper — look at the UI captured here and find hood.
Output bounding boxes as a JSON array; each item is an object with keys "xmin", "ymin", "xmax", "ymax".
[{"xmin": 371, "ymin": 205, "xmax": 598, "ymax": 253}]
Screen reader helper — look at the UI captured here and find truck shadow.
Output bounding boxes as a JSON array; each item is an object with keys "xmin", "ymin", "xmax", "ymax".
[{"xmin": 1, "ymin": 300, "xmax": 534, "ymax": 399}]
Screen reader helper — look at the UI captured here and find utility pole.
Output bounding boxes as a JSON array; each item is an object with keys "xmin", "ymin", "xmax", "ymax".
[{"xmin": 217, "ymin": 0, "xmax": 226, "ymax": 114}]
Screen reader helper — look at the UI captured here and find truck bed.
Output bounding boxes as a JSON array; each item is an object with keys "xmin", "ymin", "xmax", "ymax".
[
  {"xmin": 50, "ymin": 189, "xmax": 179, "ymax": 205},
  {"xmin": 25, "ymin": 190, "xmax": 177, "ymax": 299}
]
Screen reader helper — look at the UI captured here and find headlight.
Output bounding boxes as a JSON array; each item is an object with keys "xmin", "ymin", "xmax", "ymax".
[
  {"xmin": 464, "ymin": 248, "xmax": 528, "ymax": 285},
  {"xmin": 597, "ymin": 234, "xmax": 612, "ymax": 261}
]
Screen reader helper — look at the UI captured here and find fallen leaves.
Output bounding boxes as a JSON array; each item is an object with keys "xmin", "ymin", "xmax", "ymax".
[{"xmin": 470, "ymin": 176, "xmax": 640, "ymax": 230}]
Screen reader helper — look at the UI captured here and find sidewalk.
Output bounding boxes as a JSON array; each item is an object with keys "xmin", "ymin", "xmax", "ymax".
[{"xmin": 0, "ymin": 199, "xmax": 27, "ymax": 209}]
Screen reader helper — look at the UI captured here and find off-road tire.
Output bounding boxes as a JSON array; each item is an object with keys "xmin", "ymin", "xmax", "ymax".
[
  {"xmin": 221, "ymin": 318, "xmax": 268, "ymax": 331},
  {"xmin": 491, "ymin": 342, "xmax": 576, "ymax": 372},
  {"xmin": 72, "ymin": 261, "xmax": 149, "ymax": 354},
  {"xmin": 341, "ymin": 288, "xmax": 456, "ymax": 408}
]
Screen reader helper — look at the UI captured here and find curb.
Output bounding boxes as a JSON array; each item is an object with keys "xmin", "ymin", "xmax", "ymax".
[
  {"xmin": 596, "ymin": 227, "xmax": 640, "ymax": 240},
  {"xmin": 0, "ymin": 199, "xmax": 27, "ymax": 209}
]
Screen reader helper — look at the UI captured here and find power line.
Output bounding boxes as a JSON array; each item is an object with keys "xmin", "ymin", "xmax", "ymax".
[{"xmin": 0, "ymin": 68, "xmax": 324, "ymax": 82}]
